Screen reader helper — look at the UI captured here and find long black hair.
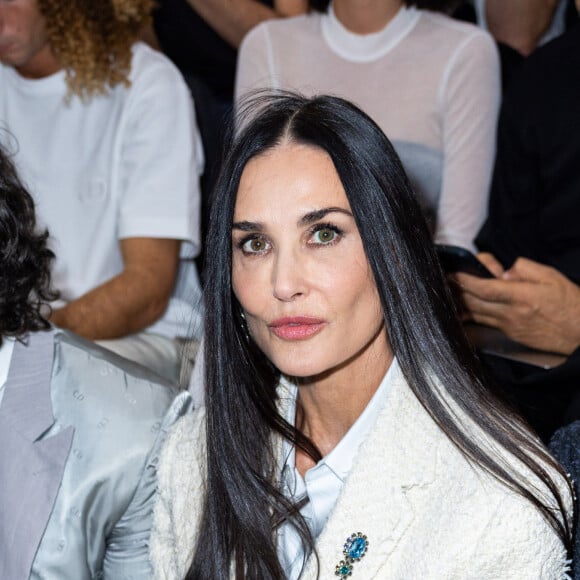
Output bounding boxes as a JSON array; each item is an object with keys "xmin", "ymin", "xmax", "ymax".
[
  {"xmin": 189, "ymin": 93, "xmax": 572, "ymax": 578},
  {"xmin": 0, "ymin": 145, "xmax": 57, "ymax": 345},
  {"xmin": 308, "ymin": 0, "xmax": 461, "ymax": 14}
]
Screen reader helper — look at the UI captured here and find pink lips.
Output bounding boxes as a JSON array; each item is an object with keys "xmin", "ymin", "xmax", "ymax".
[{"xmin": 269, "ymin": 317, "xmax": 326, "ymax": 341}]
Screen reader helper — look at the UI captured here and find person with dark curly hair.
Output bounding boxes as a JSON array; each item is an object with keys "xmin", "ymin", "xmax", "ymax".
[
  {"xmin": 0, "ymin": 0, "xmax": 204, "ymax": 385},
  {"xmin": 0, "ymin": 144, "xmax": 193, "ymax": 578},
  {"xmin": 0, "ymin": 144, "xmax": 56, "ymax": 343}
]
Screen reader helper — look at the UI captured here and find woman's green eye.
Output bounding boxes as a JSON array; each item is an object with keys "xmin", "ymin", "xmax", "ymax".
[{"xmin": 314, "ymin": 228, "xmax": 336, "ymax": 243}]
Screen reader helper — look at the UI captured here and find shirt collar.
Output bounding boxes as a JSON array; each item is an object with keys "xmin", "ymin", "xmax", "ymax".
[
  {"xmin": 321, "ymin": 4, "xmax": 420, "ymax": 63},
  {"xmin": 1, "ymin": 63, "xmax": 66, "ymax": 95},
  {"xmin": 280, "ymin": 357, "xmax": 399, "ymax": 485}
]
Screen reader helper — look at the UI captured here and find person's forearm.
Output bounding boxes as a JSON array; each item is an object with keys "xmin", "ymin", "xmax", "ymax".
[
  {"xmin": 50, "ymin": 271, "xmax": 172, "ymax": 340},
  {"xmin": 458, "ymin": 258, "xmax": 580, "ymax": 355},
  {"xmin": 186, "ymin": 0, "xmax": 307, "ymax": 48},
  {"xmin": 50, "ymin": 238, "xmax": 180, "ymax": 340}
]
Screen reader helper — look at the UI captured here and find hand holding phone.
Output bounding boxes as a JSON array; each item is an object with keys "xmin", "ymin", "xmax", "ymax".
[{"xmin": 435, "ymin": 244, "xmax": 495, "ymax": 278}]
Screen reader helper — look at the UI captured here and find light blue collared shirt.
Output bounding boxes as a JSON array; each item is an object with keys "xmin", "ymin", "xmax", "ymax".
[{"xmin": 278, "ymin": 359, "xmax": 398, "ymax": 579}]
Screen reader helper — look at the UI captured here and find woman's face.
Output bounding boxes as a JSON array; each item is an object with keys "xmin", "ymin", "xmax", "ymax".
[{"xmin": 231, "ymin": 143, "xmax": 389, "ymax": 380}]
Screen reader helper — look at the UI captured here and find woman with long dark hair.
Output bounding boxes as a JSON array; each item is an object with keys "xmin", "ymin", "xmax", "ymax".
[{"xmin": 150, "ymin": 93, "xmax": 572, "ymax": 579}]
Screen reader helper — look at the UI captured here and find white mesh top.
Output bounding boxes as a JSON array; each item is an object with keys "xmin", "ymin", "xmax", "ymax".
[{"xmin": 235, "ymin": 4, "xmax": 501, "ymax": 250}]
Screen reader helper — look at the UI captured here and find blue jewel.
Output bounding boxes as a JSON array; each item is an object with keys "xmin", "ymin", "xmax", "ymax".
[
  {"xmin": 343, "ymin": 532, "xmax": 368, "ymax": 561},
  {"xmin": 335, "ymin": 560, "xmax": 353, "ymax": 578},
  {"xmin": 334, "ymin": 532, "xmax": 368, "ymax": 578},
  {"xmin": 348, "ymin": 537, "xmax": 367, "ymax": 559}
]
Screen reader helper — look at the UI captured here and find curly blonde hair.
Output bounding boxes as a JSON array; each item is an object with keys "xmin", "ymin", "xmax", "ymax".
[{"xmin": 38, "ymin": 0, "xmax": 154, "ymax": 99}]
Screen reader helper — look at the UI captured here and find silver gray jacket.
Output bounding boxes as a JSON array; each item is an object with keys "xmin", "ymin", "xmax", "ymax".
[{"xmin": 0, "ymin": 329, "xmax": 192, "ymax": 579}]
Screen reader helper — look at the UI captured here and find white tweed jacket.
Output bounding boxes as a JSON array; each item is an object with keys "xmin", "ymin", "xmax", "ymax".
[{"xmin": 150, "ymin": 363, "xmax": 572, "ymax": 579}]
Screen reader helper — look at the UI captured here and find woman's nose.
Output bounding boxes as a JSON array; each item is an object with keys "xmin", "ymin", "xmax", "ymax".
[{"xmin": 271, "ymin": 247, "xmax": 308, "ymax": 302}]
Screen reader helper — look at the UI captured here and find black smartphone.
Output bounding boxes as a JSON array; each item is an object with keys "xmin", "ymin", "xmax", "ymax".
[{"xmin": 435, "ymin": 244, "xmax": 495, "ymax": 278}]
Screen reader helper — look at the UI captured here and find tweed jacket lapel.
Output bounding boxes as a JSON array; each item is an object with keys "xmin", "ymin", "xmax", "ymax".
[
  {"xmin": 0, "ymin": 330, "xmax": 74, "ymax": 580},
  {"xmin": 299, "ymin": 363, "xmax": 441, "ymax": 579}
]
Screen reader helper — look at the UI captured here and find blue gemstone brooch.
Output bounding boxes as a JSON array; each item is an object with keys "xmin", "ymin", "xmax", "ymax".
[{"xmin": 334, "ymin": 532, "xmax": 368, "ymax": 578}]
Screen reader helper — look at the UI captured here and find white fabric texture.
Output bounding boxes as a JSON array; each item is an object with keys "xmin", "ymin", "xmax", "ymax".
[
  {"xmin": 96, "ymin": 332, "xmax": 180, "ymax": 385},
  {"xmin": 0, "ymin": 42, "xmax": 204, "ymax": 341},
  {"xmin": 0, "ymin": 338, "xmax": 15, "ymax": 407},
  {"xmin": 235, "ymin": 6, "xmax": 501, "ymax": 250},
  {"xmin": 97, "ymin": 333, "xmax": 201, "ymax": 387},
  {"xmin": 149, "ymin": 364, "xmax": 572, "ymax": 579},
  {"xmin": 278, "ymin": 362, "xmax": 394, "ymax": 579},
  {"xmin": 187, "ymin": 336, "xmax": 205, "ymax": 406}
]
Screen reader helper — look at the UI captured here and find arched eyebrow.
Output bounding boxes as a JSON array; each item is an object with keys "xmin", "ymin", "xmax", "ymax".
[
  {"xmin": 232, "ymin": 207, "xmax": 353, "ymax": 232},
  {"xmin": 298, "ymin": 207, "xmax": 353, "ymax": 226},
  {"xmin": 232, "ymin": 221, "xmax": 262, "ymax": 232}
]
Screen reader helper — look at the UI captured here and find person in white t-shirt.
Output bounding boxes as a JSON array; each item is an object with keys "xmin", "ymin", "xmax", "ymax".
[
  {"xmin": 0, "ymin": 0, "xmax": 204, "ymax": 384},
  {"xmin": 235, "ymin": 0, "xmax": 501, "ymax": 250}
]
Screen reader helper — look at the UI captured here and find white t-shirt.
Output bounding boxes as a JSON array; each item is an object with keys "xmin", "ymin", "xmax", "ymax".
[
  {"xmin": 236, "ymin": 5, "xmax": 501, "ymax": 250},
  {"xmin": 0, "ymin": 43, "xmax": 204, "ymax": 340}
]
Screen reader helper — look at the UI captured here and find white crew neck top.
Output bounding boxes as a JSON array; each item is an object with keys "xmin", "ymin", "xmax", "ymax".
[
  {"xmin": 321, "ymin": 4, "xmax": 420, "ymax": 62},
  {"xmin": 236, "ymin": 6, "xmax": 501, "ymax": 250}
]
